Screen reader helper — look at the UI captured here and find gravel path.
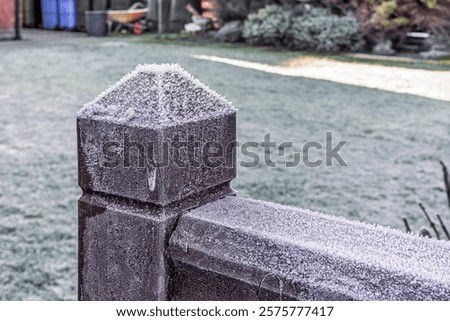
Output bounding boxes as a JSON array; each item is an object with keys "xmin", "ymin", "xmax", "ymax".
[{"xmin": 194, "ymin": 55, "xmax": 450, "ymax": 102}]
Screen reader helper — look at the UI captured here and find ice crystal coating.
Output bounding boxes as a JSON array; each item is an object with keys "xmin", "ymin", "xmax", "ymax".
[
  {"xmin": 78, "ymin": 64, "xmax": 236, "ymax": 128},
  {"xmin": 170, "ymin": 196, "xmax": 450, "ymax": 300}
]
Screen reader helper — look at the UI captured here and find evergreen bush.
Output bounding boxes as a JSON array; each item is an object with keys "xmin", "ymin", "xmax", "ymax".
[
  {"xmin": 243, "ymin": 5, "xmax": 293, "ymax": 47},
  {"xmin": 242, "ymin": 5, "xmax": 365, "ymax": 52},
  {"xmin": 287, "ymin": 8, "xmax": 365, "ymax": 52}
]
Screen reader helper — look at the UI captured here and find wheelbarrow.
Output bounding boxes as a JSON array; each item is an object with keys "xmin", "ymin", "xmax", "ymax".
[{"xmin": 107, "ymin": 3, "xmax": 149, "ymax": 35}]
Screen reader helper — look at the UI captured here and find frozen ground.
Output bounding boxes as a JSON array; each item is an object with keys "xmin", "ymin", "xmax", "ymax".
[{"xmin": 0, "ymin": 30, "xmax": 449, "ymax": 299}]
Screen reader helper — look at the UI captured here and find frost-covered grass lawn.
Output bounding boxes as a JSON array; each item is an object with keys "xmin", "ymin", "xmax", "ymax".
[{"xmin": 0, "ymin": 32, "xmax": 449, "ymax": 300}]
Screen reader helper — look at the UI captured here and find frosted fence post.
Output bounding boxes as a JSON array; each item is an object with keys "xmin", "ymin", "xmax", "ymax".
[{"xmin": 77, "ymin": 64, "xmax": 236, "ymax": 300}]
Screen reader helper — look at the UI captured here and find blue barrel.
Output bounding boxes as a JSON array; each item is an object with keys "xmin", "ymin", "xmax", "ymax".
[
  {"xmin": 59, "ymin": 0, "xmax": 77, "ymax": 29},
  {"xmin": 41, "ymin": 0, "xmax": 59, "ymax": 29},
  {"xmin": 41, "ymin": 0, "xmax": 77, "ymax": 29}
]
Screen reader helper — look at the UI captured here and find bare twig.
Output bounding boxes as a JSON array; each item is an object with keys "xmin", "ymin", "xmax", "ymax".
[
  {"xmin": 418, "ymin": 202, "xmax": 440, "ymax": 239},
  {"xmin": 439, "ymin": 160, "xmax": 450, "ymax": 210},
  {"xmin": 402, "ymin": 217, "xmax": 411, "ymax": 233},
  {"xmin": 437, "ymin": 214, "xmax": 450, "ymax": 240}
]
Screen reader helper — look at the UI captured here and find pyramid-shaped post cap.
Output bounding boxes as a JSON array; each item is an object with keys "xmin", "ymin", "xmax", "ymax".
[{"xmin": 78, "ymin": 64, "xmax": 237, "ymax": 205}]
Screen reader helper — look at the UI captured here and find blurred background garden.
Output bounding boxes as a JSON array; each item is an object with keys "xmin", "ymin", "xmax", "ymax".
[{"xmin": 0, "ymin": 0, "xmax": 450, "ymax": 299}]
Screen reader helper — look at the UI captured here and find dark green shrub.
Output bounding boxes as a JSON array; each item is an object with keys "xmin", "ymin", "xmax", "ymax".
[
  {"xmin": 242, "ymin": 5, "xmax": 365, "ymax": 52},
  {"xmin": 214, "ymin": 21, "xmax": 245, "ymax": 42},
  {"xmin": 242, "ymin": 5, "xmax": 293, "ymax": 47},
  {"xmin": 287, "ymin": 8, "xmax": 365, "ymax": 52}
]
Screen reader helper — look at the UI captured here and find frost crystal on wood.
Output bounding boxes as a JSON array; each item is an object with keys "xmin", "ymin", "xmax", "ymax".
[{"xmin": 78, "ymin": 64, "xmax": 236, "ymax": 127}]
